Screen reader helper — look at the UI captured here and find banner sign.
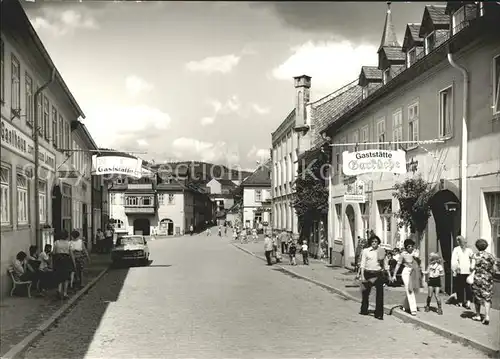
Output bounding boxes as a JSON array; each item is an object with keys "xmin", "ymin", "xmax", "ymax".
[
  {"xmin": 91, "ymin": 155, "xmax": 143, "ymax": 178},
  {"xmin": 344, "ymin": 180, "xmax": 366, "ymax": 203},
  {"xmin": 342, "ymin": 150, "xmax": 406, "ymax": 176}
]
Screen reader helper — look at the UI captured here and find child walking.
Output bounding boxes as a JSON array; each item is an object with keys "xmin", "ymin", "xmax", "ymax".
[
  {"xmin": 425, "ymin": 252, "xmax": 445, "ymax": 315},
  {"xmin": 301, "ymin": 241, "xmax": 309, "ymax": 265},
  {"xmin": 288, "ymin": 240, "xmax": 297, "ymax": 265}
]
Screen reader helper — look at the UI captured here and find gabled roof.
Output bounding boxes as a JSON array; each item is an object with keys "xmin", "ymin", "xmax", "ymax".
[
  {"xmin": 361, "ymin": 66, "xmax": 383, "ymax": 81},
  {"xmin": 381, "ymin": 46, "xmax": 406, "ymax": 62},
  {"xmin": 402, "ymin": 23, "xmax": 423, "ymax": 51},
  {"xmin": 419, "ymin": 5, "xmax": 450, "ymax": 37},
  {"xmin": 378, "ymin": 3, "xmax": 400, "ymax": 52},
  {"xmin": 216, "ymin": 178, "xmax": 237, "ymax": 187},
  {"xmin": 240, "ymin": 160, "xmax": 271, "ymax": 187}
]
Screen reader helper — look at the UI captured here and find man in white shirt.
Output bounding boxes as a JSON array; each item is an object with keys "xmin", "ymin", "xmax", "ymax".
[
  {"xmin": 451, "ymin": 235, "xmax": 474, "ymax": 308},
  {"xmin": 301, "ymin": 241, "xmax": 309, "ymax": 265},
  {"xmin": 264, "ymin": 235, "xmax": 274, "ymax": 265}
]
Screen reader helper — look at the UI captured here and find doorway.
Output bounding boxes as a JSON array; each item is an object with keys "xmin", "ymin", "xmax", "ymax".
[
  {"xmin": 160, "ymin": 218, "xmax": 174, "ymax": 235},
  {"xmin": 133, "ymin": 218, "xmax": 151, "ymax": 235},
  {"xmin": 430, "ymin": 189, "xmax": 461, "ymax": 295},
  {"xmin": 345, "ymin": 204, "xmax": 356, "ymax": 247}
]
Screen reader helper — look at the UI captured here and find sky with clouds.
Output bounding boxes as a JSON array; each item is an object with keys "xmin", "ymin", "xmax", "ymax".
[{"xmin": 22, "ymin": 1, "xmax": 441, "ymax": 170}]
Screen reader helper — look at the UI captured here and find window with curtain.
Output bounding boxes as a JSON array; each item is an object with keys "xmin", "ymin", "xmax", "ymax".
[
  {"xmin": 17, "ymin": 173, "xmax": 29, "ymax": 225},
  {"xmin": 1, "ymin": 166, "xmax": 11, "ymax": 226}
]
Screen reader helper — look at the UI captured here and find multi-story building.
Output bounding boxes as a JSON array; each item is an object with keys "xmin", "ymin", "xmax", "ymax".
[
  {"xmin": 270, "ymin": 76, "xmax": 309, "ymax": 238},
  {"xmin": 314, "ymin": 2, "xmax": 500, "ymax": 291},
  {"xmin": 241, "ymin": 161, "xmax": 272, "ymax": 230},
  {"xmin": 206, "ymin": 178, "xmax": 237, "ymax": 224},
  {"xmin": 0, "ymin": 0, "xmax": 100, "ymax": 296},
  {"xmin": 107, "ymin": 162, "xmax": 215, "ymax": 236}
]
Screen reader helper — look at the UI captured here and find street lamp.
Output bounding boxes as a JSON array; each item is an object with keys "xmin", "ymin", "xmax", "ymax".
[{"xmin": 444, "ymin": 201, "xmax": 459, "ymax": 295}]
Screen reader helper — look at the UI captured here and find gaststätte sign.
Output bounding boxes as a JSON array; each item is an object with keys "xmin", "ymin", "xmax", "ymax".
[
  {"xmin": 342, "ymin": 149, "xmax": 406, "ymax": 175},
  {"xmin": 91, "ymin": 154, "xmax": 143, "ymax": 178}
]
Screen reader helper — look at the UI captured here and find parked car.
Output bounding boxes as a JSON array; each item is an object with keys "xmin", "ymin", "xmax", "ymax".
[{"xmin": 111, "ymin": 235, "xmax": 150, "ymax": 266}]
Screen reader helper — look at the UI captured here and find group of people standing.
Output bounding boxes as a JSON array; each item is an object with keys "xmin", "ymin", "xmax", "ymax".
[
  {"xmin": 263, "ymin": 231, "xmax": 309, "ymax": 266},
  {"xmin": 358, "ymin": 233, "xmax": 496, "ymax": 325},
  {"xmin": 11, "ymin": 230, "xmax": 91, "ymax": 299}
]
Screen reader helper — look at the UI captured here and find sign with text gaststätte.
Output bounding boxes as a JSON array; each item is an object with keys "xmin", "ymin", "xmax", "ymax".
[
  {"xmin": 91, "ymin": 154, "xmax": 143, "ymax": 178},
  {"xmin": 342, "ymin": 149, "xmax": 406, "ymax": 176}
]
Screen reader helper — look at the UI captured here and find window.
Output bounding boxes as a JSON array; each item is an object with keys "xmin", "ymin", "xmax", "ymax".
[
  {"xmin": 1, "ymin": 166, "xmax": 11, "ymax": 226},
  {"xmin": 451, "ymin": 6, "xmax": 472, "ymax": 34},
  {"xmin": 255, "ymin": 189, "xmax": 262, "ymax": 202},
  {"xmin": 360, "ymin": 126, "xmax": 369, "ymax": 151},
  {"xmin": 376, "ymin": 118, "xmax": 386, "ymax": 150},
  {"xmin": 362, "ymin": 86, "xmax": 368, "ymax": 99},
  {"xmin": 378, "ymin": 200, "xmax": 392, "ymax": 245},
  {"xmin": 0, "ymin": 39, "xmax": 4, "ymax": 104},
  {"xmin": 17, "ymin": 173, "xmax": 28, "ymax": 225},
  {"xmin": 52, "ymin": 106, "xmax": 58, "ymax": 147},
  {"xmin": 25, "ymin": 73, "xmax": 33, "ymax": 127},
  {"xmin": 168, "ymin": 194, "xmax": 175, "ymax": 205},
  {"xmin": 383, "ymin": 68, "xmax": 391, "ymax": 84},
  {"xmin": 126, "ymin": 196, "xmax": 138, "ymax": 206},
  {"xmin": 392, "ymin": 109, "xmax": 403, "ymax": 149},
  {"xmin": 110, "ymin": 193, "xmax": 116, "ymax": 205},
  {"xmin": 425, "ymin": 32, "xmax": 436, "ymax": 54},
  {"xmin": 43, "ymin": 96, "xmax": 49, "ymax": 140},
  {"xmin": 494, "ymin": 55, "xmax": 500, "ymax": 115},
  {"xmin": 407, "ymin": 47, "xmax": 416, "ymax": 67},
  {"xmin": 485, "ymin": 192, "xmax": 500, "ymax": 262},
  {"xmin": 335, "ymin": 153, "xmax": 340, "ymax": 175},
  {"xmin": 352, "ymin": 130, "xmax": 359, "ymax": 151},
  {"xmin": 143, "ymin": 197, "xmax": 152, "ymax": 206},
  {"xmin": 11, "ymin": 55, "xmax": 21, "ymax": 115},
  {"xmin": 335, "ymin": 204, "xmax": 342, "ymax": 238},
  {"xmin": 61, "ymin": 184, "xmax": 72, "ymax": 233},
  {"xmin": 158, "ymin": 194, "xmax": 164, "ymax": 206},
  {"xmin": 58, "ymin": 115, "xmax": 64, "ymax": 149},
  {"xmin": 360, "ymin": 202, "xmax": 369, "ymax": 238},
  {"xmin": 115, "ymin": 178, "xmax": 124, "ymax": 185},
  {"xmin": 65, "ymin": 122, "xmax": 70, "ymax": 155},
  {"xmin": 39, "ymin": 180, "xmax": 46, "ymax": 223},
  {"xmin": 36, "ymin": 90, "xmax": 42, "ymax": 135},
  {"xmin": 114, "ymin": 219, "xmax": 124, "ymax": 229},
  {"xmin": 439, "ymin": 86, "xmax": 453, "ymax": 138},
  {"xmin": 408, "ymin": 102, "xmax": 419, "ymax": 146}
]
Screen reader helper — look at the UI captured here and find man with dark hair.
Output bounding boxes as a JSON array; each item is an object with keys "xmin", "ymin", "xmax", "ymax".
[{"xmin": 359, "ymin": 234, "xmax": 389, "ymax": 320}]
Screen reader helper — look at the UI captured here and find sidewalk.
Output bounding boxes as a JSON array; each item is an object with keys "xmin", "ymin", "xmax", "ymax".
[
  {"xmin": 234, "ymin": 240, "xmax": 500, "ymax": 356},
  {"xmin": 0, "ymin": 253, "xmax": 111, "ymax": 357}
]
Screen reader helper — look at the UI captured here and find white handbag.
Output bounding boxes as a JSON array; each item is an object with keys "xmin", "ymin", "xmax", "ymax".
[{"xmin": 466, "ymin": 272, "xmax": 474, "ymax": 285}]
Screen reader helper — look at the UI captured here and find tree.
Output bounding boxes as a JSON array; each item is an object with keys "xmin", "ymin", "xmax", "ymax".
[
  {"xmin": 293, "ymin": 150, "xmax": 330, "ymax": 244},
  {"xmin": 392, "ymin": 176, "xmax": 433, "ymax": 245}
]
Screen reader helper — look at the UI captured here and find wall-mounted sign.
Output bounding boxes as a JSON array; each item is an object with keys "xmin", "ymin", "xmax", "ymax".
[
  {"xmin": 92, "ymin": 154, "xmax": 143, "ymax": 178},
  {"xmin": 342, "ymin": 150, "xmax": 406, "ymax": 176},
  {"xmin": 1, "ymin": 119, "xmax": 56, "ymax": 170},
  {"xmin": 343, "ymin": 179, "xmax": 366, "ymax": 203}
]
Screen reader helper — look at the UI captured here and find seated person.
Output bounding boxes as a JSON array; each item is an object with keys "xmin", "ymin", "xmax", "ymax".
[
  {"xmin": 39, "ymin": 244, "xmax": 53, "ymax": 272},
  {"xmin": 27, "ymin": 245, "xmax": 41, "ymax": 271},
  {"xmin": 12, "ymin": 251, "xmax": 36, "ymax": 283}
]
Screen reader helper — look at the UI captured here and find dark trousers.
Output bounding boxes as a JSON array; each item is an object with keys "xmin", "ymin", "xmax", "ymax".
[
  {"xmin": 265, "ymin": 250, "xmax": 273, "ymax": 265},
  {"xmin": 281, "ymin": 242, "xmax": 288, "ymax": 254},
  {"xmin": 302, "ymin": 251, "xmax": 309, "ymax": 265},
  {"xmin": 360, "ymin": 270, "xmax": 384, "ymax": 318},
  {"xmin": 456, "ymin": 274, "xmax": 473, "ymax": 304}
]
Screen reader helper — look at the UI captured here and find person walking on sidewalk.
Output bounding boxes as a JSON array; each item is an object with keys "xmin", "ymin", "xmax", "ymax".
[
  {"xmin": 52, "ymin": 230, "xmax": 75, "ymax": 299},
  {"xmin": 359, "ymin": 235, "xmax": 389, "ymax": 320},
  {"xmin": 391, "ymin": 238, "xmax": 421, "ymax": 316},
  {"xmin": 470, "ymin": 238, "xmax": 497, "ymax": 325},
  {"xmin": 288, "ymin": 240, "xmax": 297, "ymax": 266},
  {"xmin": 425, "ymin": 252, "xmax": 445, "ymax": 315},
  {"xmin": 301, "ymin": 241, "xmax": 309, "ymax": 265},
  {"xmin": 264, "ymin": 235, "xmax": 274, "ymax": 265},
  {"xmin": 70, "ymin": 230, "xmax": 90, "ymax": 290},
  {"xmin": 451, "ymin": 236, "xmax": 474, "ymax": 309},
  {"xmin": 190, "ymin": 225, "xmax": 194, "ymax": 236}
]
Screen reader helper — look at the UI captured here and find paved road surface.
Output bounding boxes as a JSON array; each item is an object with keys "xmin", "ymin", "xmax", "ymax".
[{"xmin": 22, "ymin": 232, "xmax": 486, "ymax": 358}]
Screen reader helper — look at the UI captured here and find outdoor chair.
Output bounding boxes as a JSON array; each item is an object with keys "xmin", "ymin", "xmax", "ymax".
[{"xmin": 7, "ymin": 268, "xmax": 32, "ymax": 298}]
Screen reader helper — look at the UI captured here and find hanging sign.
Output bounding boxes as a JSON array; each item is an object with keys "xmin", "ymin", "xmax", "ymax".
[
  {"xmin": 342, "ymin": 150, "xmax": 406, "ymax": 176},
  {"xmin": 91, "ymin": 154, "xmax": 143, "ymax": 178},
  {"xmin": 343, "ymin": 180, "xmax": 366, "ymax": 203}
]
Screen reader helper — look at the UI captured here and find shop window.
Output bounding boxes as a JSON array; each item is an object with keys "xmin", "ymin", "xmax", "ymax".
[
  {"xmin": 485, "ymin": 192, "xmax": 500, "ymax": 260},
  {"xmin": 1, "ymin": 166, "xmax": 11, "ymax": 225}
]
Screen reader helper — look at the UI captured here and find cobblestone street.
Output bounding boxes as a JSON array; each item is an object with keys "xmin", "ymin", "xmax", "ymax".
[{"xmin": 22, "ymin": 231, "xmax": 487, "ymax": 358}]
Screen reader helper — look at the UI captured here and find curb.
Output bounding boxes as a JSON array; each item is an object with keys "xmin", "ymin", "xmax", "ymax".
[
  {"xmin": 233, "ymin": 244, "xmax": 500, "ymax": 358},
  {"xmin": 1, "ymin": 266, "xmax": 110, "ymax": 359}
]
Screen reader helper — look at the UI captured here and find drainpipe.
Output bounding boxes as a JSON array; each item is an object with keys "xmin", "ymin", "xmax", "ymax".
[
  {"xmin": 34, "ymin": 68, "xmax": 56, "ymax": 249},
  {"xmin": 447, "ymin": 52, "xmax": 469, "ymax": 237}
]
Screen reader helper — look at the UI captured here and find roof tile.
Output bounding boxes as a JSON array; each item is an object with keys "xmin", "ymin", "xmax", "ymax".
[
  {"xmin": 382, "ymin": 46, "xmax": 406, "ymax": 61},
  {"xmin": 241, "ymin": 160, "xmax": 271, "ymax": 187},
  {"xmin": 426, "ymin": 5, "xmax": 450, "ymax": 26},
  {"xmin": 361, "ymin": 66, "xmax": 383, "ymax": 80}
]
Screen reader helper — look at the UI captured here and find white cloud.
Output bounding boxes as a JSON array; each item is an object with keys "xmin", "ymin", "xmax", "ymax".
[
  {"xmin": 171, "ymin": 137, "xmax": 240, "ymax": 164},
  {"xmin": 272, "ymin": 40, "xmax": 377, "ymax": 100},
  {"xmin": 30, "ymin": 9, "xmax": 98, "ymax": 36},
  {"xmin": 200, "ymin": 117, "xmax": 215, "ymax": 126},
  {"xmin": 125, "ymin": 75, "xmax": 153, "ymax": 97},
  {"xmin": 185, "ymin": 54, "xmax": 241, "ymax": 74},
  {"xmin": 136, "ymin": 139, "xmax": 149, "ymax": 147},
  {"xmin": 251, "ymin": 103, "xmax": 270, "ymax": 115},
  {"xmin": 85, "ymin": 104, "xmax": 172, "ymax": 148},
  {"xmin": 247, "ymin": 146, "xmax": 270, "ymax": 161}
]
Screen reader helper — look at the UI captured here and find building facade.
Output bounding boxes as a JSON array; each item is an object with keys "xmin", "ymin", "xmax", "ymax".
[
  {"xmin": 206, "ymin": 178, "xmax": 237, "ymax": 224},
  {"xmin": 0, "ymin": 0, "xmax": 99, "ymax": 296},
  {"xmin": 241, "ymin": 162, "xmax": 272, "ymax": 230},
  {"xmin": 315, "ymin": 2, "xmax": 500, "ymax": 291}
]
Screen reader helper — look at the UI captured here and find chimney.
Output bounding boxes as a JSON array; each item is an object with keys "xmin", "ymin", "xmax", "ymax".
[{"xmin": 293, "ymin": 75, "xmax": 311, "ymax": 127}]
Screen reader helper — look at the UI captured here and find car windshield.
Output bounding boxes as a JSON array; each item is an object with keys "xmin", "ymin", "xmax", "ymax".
[{"xmin": 119, "ymin": 236, "xmax": 144, "ymax": 245}]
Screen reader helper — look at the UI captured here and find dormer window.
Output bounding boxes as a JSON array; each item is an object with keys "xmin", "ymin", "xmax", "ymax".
[
  {"xmin": 407, "ymin": 47, "xmax": 417, "ymax": 67},
  {"xmin": 451, "ymin": 7, "xmax": 466, "ymax": 34},
  {"xmin": 362, "ymin": 86, "xmax": 368, "ymax": 99},
  {"xmin": 425, "ymin": 32, "xmax": 435, "ymax": 54},
  {"xmin": 383, "ymin": 68, "xmax": 391, "ymax": 84}
]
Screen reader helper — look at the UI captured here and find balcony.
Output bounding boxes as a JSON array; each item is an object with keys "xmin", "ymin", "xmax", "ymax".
[
  {"xmin": 124, "ymin": 195, "xmax": 156, "ymax": 214},
  {"xmin": 124, "ymin": 206, "xmax": 155, "ymax": 214}
]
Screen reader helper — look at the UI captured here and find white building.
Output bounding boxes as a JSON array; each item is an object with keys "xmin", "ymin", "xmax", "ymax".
[{"xmin": 241, "ymin": 162, "xmax": 272, "ymax": 230}]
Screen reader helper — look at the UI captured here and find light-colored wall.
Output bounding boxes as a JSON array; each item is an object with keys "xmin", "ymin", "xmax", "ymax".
[
  {"xmin": 328, "ymin": 39, "xmax": 500, "ymax": 266},
  {"xmin": 157, "ymin": 192, "xmax": 185, "ymax": 235},
  {"xmin": 243, "ymin": 187, "xmax": 271, "ymax": 228},
  {"xmin": 206, "ymin": 179, "xmax": 221, "ymax": 194}
]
